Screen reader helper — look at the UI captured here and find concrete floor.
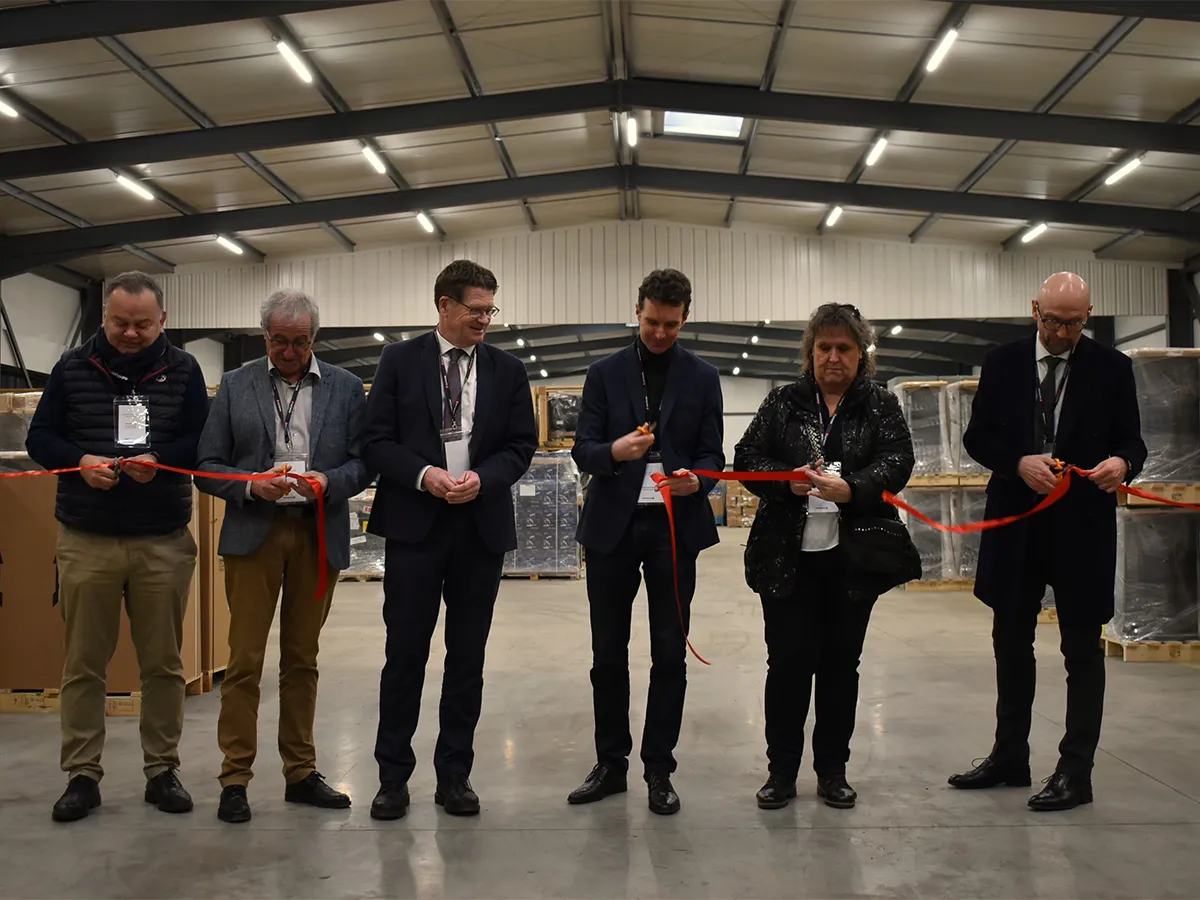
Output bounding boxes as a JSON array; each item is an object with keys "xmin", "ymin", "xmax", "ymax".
[{"xmin": 2, "ymin": 529, "xmax": 1200, "ymax": 899}]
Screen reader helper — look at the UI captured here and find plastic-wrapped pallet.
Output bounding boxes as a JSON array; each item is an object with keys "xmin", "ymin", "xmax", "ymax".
[
  {"xmin": 503, "ymin": 450, "xmax": 582, "ymax": 576},
  {"xmin": 344, "ymin": 488, "xmax": 385, "ymax": 578},
  {"xmin": 890, "ymin": 379, "xmax": 949, "ymax": 476},
  {"xmin": 949, "ymin": 488, "xmax": 987, "ymax": 580},
  {"xmin": 546, "ymin": 391, "xmax": 582, "ymax": 442},
  {"xmin": 942, "ymin": 381, "xmax": 986, "ymax": 476},
  {"xmin": 1112, "ymin": 508, "xmax": 1200, "ymax": 642},
  {"xmin": 898, "ymin": 489, "xmax": 954, "ymax": 581},
  {"xmin": 1125, "ymin": 350, "xmax": 1200, "ymax": 482}
]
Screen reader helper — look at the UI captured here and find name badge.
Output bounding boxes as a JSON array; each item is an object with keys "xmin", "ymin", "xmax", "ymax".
[
  {"xmin": 114, "ymin": 397, "xmax": 150, "ymax": 449},
  {"xmin": 638, "ymin": 461, "xmax": 666, "ymax": 505},
  {"xmin": 440, "ymin": 427, "xmax": 470, "ymax": 480},
  {"xmin": 276, "ymin": 457, "xmax": 308, "ymax": 504}
]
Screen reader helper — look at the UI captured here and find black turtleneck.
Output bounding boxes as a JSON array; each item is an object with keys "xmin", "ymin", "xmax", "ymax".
[{"xmin": 637, "ymin": 337, "xmax": 675, "ymax": 425}]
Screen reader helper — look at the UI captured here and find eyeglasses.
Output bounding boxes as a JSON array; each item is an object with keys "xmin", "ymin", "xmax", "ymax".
[
  {"xmin": 451, "ymin": 297, "xmax": 500, "ymax": 320},
  {"xmin": 268, "ymin": 336, "xmax": 312, "ymax": 351},
  {"xmin": 1035, "ymin": 302, "xmax": 1088, "ymax": 331}
]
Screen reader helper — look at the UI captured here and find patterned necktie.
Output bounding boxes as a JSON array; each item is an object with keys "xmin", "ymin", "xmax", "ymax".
[
  {"xmin": 1039, "ymin": 355, "xmax": 1062, "ymax": 451},
  {"xmin": 443, "ymin": 348, "xmax": 466, "ymax": 428}
]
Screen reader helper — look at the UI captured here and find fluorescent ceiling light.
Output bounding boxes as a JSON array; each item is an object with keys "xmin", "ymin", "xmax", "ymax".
[
  {"xmin": 373, "ymin": 332, "xmax": 386, "ymax": 342},
  {"xmin": 750, "ymin": 335, "xmax": 759, "ymax": 344},
  {"xmin": 529, "ymin": 354, "xmax": 537, "ymax": 362},
  {"xmin": 540, "ymin": 369, "xmax": 549, "ymax": 378},
  {"xmin": 663, "ymin": 110, "xmax": 744, "ymax": 140},
  {"xmin": 276, "ymin": 41, "xmax": 312, "ymax": 83},
  {"xmin": 732, "ymin": 366, "xmax": 741, "ymax": 376},
  {"xmin": 0, "ymin": 98, "xmax": 17, "ymax": 118},
  {"xmin": 890, "ymin": 324, "xmax": 903, "ymax": 336},
  {"xmin": 1104, "ymin": 156, "xmax": 1142, "ymax": 186},
  {"xmin": 742, "ymin": 351, "xmax": 749, "ymax": 359},
  {"xmin": 1020, "ymin": 223, "xmax": 1048, "ymax": 243},
  {"xmin": 215, "ymin": 236, "xmax": 243, "ymax": 255},
  {"xmin": 865, "ymin": 136, "xmax": 888, "ymax": 167},
  {"xmin": 625, "ymin": 115, "xmax": 638, "ymax": 148},
  {"xmin": 416, "ymin": 212, "xmax": 434, "ymax": 233},
  {"xmin": 825, "ymin": 206, "xmax": 843, "ymax": 227},
  {"xmin": 763, "ymin": 319, "xmax": 771, "ymax": 325},
  {"xmin": 517, "ymin": 338, "xmax": 526, "ymax": 347},
  {"xmin": 362, "ymin": 145, "xmax": 386, "ymax": 174},
  {"xmin": 116, "ymin": 174, "xmax": 154, "ymax": 201},
  {"xmin": 925, "ymin": 28, "xmax": 958, "ymax": 72}
]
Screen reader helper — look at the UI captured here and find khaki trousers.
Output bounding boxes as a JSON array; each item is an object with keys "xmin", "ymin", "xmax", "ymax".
[
  {"xmin": 55, "ymin": 524, "xmax": 197, "ymax": 782},
  {"xmin": 218, "ymin": 514, "xmax": 338, "ymax": 787}
]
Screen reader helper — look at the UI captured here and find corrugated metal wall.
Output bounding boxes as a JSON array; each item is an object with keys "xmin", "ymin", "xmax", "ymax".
[{"xmin": 156, "ymin": 221, "xmax": 1170, "ymax": 328}]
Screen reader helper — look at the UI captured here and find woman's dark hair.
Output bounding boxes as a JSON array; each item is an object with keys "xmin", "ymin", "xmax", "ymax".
[
  {"xmin": 637, "ymin": 269, "xmax": 692, "ymax": 318},
  {"xmin": 433, "ymin": 259, "xmax": 498, "ymax": 310},
  {"xmin": 801, "ymin": 303, "xmax": 877, "ymax": 377}
]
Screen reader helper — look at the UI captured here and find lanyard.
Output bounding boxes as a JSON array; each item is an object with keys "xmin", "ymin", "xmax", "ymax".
[
  {"xmin": 439, "ymin": 347, "xmax": 476, "ymax": 428},
  {"xmin": 633, "ymin": 340, "xmax": 653, "ymax": 421},
  {"xmin": 1035, "ymin": 351, "xmax": 1072, "ymax": 439},
  {"xmin": 271, "ymin": 376, "xmax": 303, "ymax": 449},
  {"xmin": 815, "ymin": 389, "xmax": 839, "ymax": 456}
]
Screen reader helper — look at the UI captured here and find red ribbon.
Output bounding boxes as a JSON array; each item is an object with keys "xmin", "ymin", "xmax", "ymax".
[{"xmin": 0, "ymin": 460, "xmax": 329, "ymax": 602}]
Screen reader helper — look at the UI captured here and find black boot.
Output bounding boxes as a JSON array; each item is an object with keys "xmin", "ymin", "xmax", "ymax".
[
  {"xmin": 144, "ymin": 769, "xmax": 193, "ymax": 814},
  {"xmin": 816, "ymin": 774, "xmax": 857, "ymax": 809},
  {"xmin": 370, "ymin": 783, "xmax": 411, "ymax": 821},
  {"xmin": 1027, "ymin": 772, "xmax": 1093, "ymax": 811},
  {"xmin": 217, "ymin": 785, "xmax": 251, "ymax": 823},
  {"xmin": 567, "ymin": 764, "xmax": 628, "ymax": 805},
  {"xmin": 755, "ymin": 774, "xmax": 797, "ymax": 810},
  {"xmin": 284, "ymin": 772, "xmax": 351, "ymax": 809},
  {"xmin": 435, "ymin": 775, "xmax": 480, "ymax": 816},
  {"xmin": 52, "ymin": 775, "xmax": 101, "ymax": 823},
  {"xmin": 948, "ymin": 755, "xmax": 1032, "ymax": 790}
]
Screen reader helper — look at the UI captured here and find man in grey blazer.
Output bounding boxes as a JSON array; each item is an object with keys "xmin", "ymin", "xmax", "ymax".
[{"xmin": 196, "ymin": 289, "xmax": 372, "ymax": 824}]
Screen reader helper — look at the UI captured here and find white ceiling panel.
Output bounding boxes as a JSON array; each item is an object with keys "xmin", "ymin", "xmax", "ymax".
[
  {"xmin": 755, "ymin": 120, "xmax": 875, "ymax": 144},
  {"xmin": 309, "ymin": 36, "xmax": 470, "ymax": 109},
  {"xmin": 636, "ymin": 139, "xmax": 745, "ymax": 174},
  {"xmin": 1050, "ymin": 52, "xmax": 1200, "ymax": 122},
  {"xmin": 501, "ymin": 124, "xmax": 614, "ymax": 175},
  {"xmin": 859, "ymin": 142, "xmax": 995, "ymax": 191},
  {"xmin": 747, "ymin": 134, "xmax": 869, "ymax": 181},
  {"xmin": 265, "ymin": 153, "xmax": 400, "ymax": 200},
  {"xmin": 16, "ymin": 178, "xmax": 182, "ymax": 225},
  {"xmin": 285, "ymin": 1, "xmax": 443, "ymax": 45},
  {"xmin": 733, "ymin": 198, "xmax": 825, "ymax": 232},
  {"xmin": 115, "ymin": 21, "xmax": 277, "ymax": 68},
  {"xmin": 970, "ymin": 151, "xmax": 1125, "ymax": 199},
  {"xmin": 144, "ymin": 162, "xmax": 287, "ymax": 213},
  {"xmin": 919, "ymin": 215, "xmax": 1032, "ymax": 246},
  {"xmin": 789, "ymin": 0, "xmax": 950, "ymax": 36},
  {"xmin": 376, "ymin": 124, "xmax": 494, "ymax": 151},
  {"xmin": 1116, "ymin": 19, "xmax": 1200, "ymax": 61},
  {"xmin": 463, "ymin": 18, "xmax": 607, "ymax": 93},
  {"xmin": 527, "ymin": 192, "xmax": 622, "ymax": 230},
  {"xmin": 912, "ymin": 43, "xmax": 1083, "ymax": 111},
  {"xmin": 1100, "ymin": 234, "xmax": 1200, "ymax": 263},
  {"xmin": 630, "ymin": 17, "xmax": 773, "ymax": 85},
  {"xmin": 959, "ymin": 6, "xmax": 1124, "ymax": 50},
  {"xmin": 825, "ymin": 208, "xmax": 929, "ymax": 238},
  {"xmin": 497, "ymin": 110, "xmax": 609, "ymax": 137},
  {"xmin": 0, "ymin": 40, "xmax": 126, "ymax": 86},
  {"xmin": 0, "ymin": 194, "xmax": 72, "ymax": 233},
  {"xmin": 158, "ymin": 56, "xmax": 333, "ymax": 126},
  {"xmin": 7, "ymin": 72, "xmax": 200, "ymax": 139},
  {"xmin": 412, "ymin": 201, "xmax": 529, "ymax": 238},
  {"xmin": 637, "ymin": 191, "xmax": 729, "ymax": 226},
  {"xmin": 0, "ymin": 114, "xmax": 62, "ymax": 153},
  {"xmin": 333, "ymin": 214, "xmax": 444, "ymax": 248},
  {"xmin": 449, "ymin": 0, "xmax": 599, "ymax": 30},
  {"xmin": 378, "ymin": 136, "xmax": 507, "ymax": 187},
  {"xmin": 774, "ymin": 30, "xmax": 925, "ymax": 100},
  {"xmin": 252, "ymin": 140, "xmax": 372, "ymax": 167},
  {"xmin": 635, "ymin": 1, "xmax": 785, "ymax": 27}
]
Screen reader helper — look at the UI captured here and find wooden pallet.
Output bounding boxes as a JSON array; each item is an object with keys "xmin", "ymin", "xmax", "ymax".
[
  {"xmin": 958, "ymin": 474, "xmax": 990, "ymax": 487},
  {"xmin": 540, "ymin": 439, "xmax": 574, "ymax": 451},
  {"xmin": 907, "ymin": 474, "xmax": 960, "ymax": 487},
  {"xmin": 501, "ymin": 571, "xmax": 583, "ymax": 581},
  {"xmin": 1102, "ymin": 632, "xmax": 1200, "ymax": 662},
  {"xmin": 905, "ymin": 579, "xmax": 973, "ymax": 592},
  {"xmin": 201, "ymin": 668, "xmax": 226, "ymax": 693},
  {"xmin": 1118, "ymin": 483, "xmax": 1200, "ymax": 507},
  {"xmin": 0, "ymin": 689, "xmax": 142, "ymax": 716},
  {"xmin": 339, "ymin": 573, "xmax": 383, "ymax": 583},
  {"xmin": 1038, "ymin": 607, "xmax": 1058, "ymax": 624}
]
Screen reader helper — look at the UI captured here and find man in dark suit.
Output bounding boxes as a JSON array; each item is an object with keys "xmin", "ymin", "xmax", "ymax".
[
  {"xmin": 566, "ymin": 269, "xmax": 724, "ymax": 816},
  {"xmin": 949, "ymin": 272, "xmax": 1146, "ymax": 811},
  {"xmin": 364, "ymin": 259, "xmax": 537, "ymax": 820}
]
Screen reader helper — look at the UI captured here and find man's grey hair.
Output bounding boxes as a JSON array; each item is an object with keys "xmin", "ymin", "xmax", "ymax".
[
  {"xmin": 260, "ymin": 288, "xmax": 320, "ymax": 336},
  {"xmin": 104, "ymin": 271, "xmax": 164, "ymax": 311}
]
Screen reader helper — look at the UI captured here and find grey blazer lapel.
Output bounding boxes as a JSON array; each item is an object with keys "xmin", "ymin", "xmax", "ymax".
[
  {"xmin": 251, "ymin": 360, "xmax": 277, "ymax": 446},
  {"xmin": 309, "ymin": 359, "xmax": 331, "ymax": 457}
]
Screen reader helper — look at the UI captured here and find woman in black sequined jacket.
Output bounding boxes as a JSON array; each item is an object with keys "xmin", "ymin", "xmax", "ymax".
[{"xmin": 733, "ymin": 303, "xmax": 915, "ymax": 812}]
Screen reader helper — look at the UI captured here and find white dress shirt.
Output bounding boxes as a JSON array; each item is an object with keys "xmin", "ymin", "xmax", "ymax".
[
  {"xmin": 1035, "ymin": 338, "xmax": 1071, "ymax": 439},
  {"xmin": 416, "ymin": 329, "xmax": 478, "ymax": 490},
  {"xmin": 248, "ymin": 353, "xmax": 321, "ymax": 500}
]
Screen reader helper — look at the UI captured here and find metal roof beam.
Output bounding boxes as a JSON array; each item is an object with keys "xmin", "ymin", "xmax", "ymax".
[
  {"xmin": 6, "ymin": 78, "xmax": 1200, "ymax": 185},
  {"xmin": 971, "ymin": 1, "xmax": 1200, "ymax": 23},
  {"xmin": 0, "ymin": 1, "xmax": 387, "ymax": 50},
  {"xmin": 909, "ymin": 14, "xmax": 1141, "ymax": 243},
  {"xmin": 8, "ymin": 166, "xmax": 1200, "ymax": 274}
]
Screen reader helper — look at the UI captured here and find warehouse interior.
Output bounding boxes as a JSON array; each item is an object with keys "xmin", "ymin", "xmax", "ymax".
[{"xmin": 2, "ymin": 1, "xmax": 1200, "ymax": 898}]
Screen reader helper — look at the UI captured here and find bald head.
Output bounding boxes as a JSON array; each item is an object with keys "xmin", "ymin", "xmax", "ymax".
[{"xmin": 1033, "ymin": 271, "xmax": 1092, "ymax": 354}]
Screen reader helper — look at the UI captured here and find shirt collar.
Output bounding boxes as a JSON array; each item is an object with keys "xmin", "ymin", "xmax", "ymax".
[
  {"xmin": 269, "ymin": 353, "xmax": 321, "ymax": 382},
  {"xmin": 435, "ymin": 329, "xmax": 476, "ymax": 358}
]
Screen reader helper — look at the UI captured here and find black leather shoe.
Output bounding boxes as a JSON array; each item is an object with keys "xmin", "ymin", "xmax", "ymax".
[
  {"xmin": 370, "ymin": 783, "xmax": 411, "ymax": 821},
  {"xmin": 435, "ymin": 775, "xmax": 480, "ymax": 816},
  {"xmin": 817, "ymin": 774, "xmax": 857, "ymax": 809},
  {"xmin": 217, "ymin": 785, "xmax": 251, "ymax": 824},
  {"xmin": 948, "ymin": 755, "xmax": 1032, "ymax": 789},
  {"xmin": 52, "ymin": 775, "xmax": 101, "ymax": 823},
  {"xmin": 144, "ymin": 769, "xmax": 193, "ymax": 814},
  {"xmin": 756, "ymin": 774, "xmax": 797, "ymax": 810},
  {"xmin": 284, "ymin": 772, "xmax": 350, "ymax": 809},
  {"xmin": 568, "ymin": 763, "xmax": 628, "ymax": 805},
  {"xmin": 1027, "ymin": 772, "xmax": 1093, "ymax": 811},
  {"xmin": 647, "ymin": 773, "xmax": 680, "ymax": 816}
]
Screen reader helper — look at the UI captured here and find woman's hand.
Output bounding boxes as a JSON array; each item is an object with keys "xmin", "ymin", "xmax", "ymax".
[
  {"xmin": 808, "ymin": 467, "xmax": 852, "ymax": 503},
  {"xmin": 790, "ymin": 465, "xmax": 816, "ymax": 495}
]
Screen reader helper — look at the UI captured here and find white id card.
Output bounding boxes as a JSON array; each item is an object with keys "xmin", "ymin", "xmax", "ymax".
[
  {"xmin": 807, "ymin": 494, "xmax": 839, "ymax": 513},
  {"xmin": 114, "ymin": 397, "xmax": 150, "ymax": 449},
  {"xmin": 276, "ymin": 458, "xmax": 308, "ymax": 504},
  {"xmin": 638, "ymin": 461, "xmax": 666, "ymax": 505},
  {"xmin": 441, "ymin": 427, "xmax": 470, "ymax": 480}
]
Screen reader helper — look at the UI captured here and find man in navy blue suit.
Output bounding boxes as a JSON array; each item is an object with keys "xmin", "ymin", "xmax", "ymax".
[
  {"xmin": 363, "ymin": 259, "xmax": 536, "ymax": 821},
  {"xmin": 566, "ymin": 269, "xmax": 724, "ymax": 815}
]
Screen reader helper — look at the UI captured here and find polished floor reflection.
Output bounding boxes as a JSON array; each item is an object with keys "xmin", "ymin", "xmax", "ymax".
[{"xmin": 2, "ymin": 529, "xmax": 1199, "ymax": 899}]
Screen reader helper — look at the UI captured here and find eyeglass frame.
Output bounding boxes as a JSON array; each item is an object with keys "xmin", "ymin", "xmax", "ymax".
[
  {"xmin": 1034, "ymin": 301, "xmax": 1089, "ymax": 331},
  {"xmin": 266, "ymin": 334, "xmax": 313, "ymax": 352},
  {"xmin": 444, "ymin": 295, "xmax": 500, "ymax": 320}
]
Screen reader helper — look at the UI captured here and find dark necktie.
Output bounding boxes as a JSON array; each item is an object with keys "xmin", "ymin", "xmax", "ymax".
[
  {"xmin": 443, "ymin": 348, "xmax": 465, "ymax": 428},
  {"xmin": 1039, "ymin": 355, "xmax": 1062, "ymax": 451}
]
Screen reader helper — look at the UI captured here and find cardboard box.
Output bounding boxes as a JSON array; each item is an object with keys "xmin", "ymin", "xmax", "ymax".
[
  {"xmin": 0, "ymin": 477, "xmax": 203, "ymax": 694},
  {"xmin": 199, "ymin": 494, "xmax": 230, "ymax": 678}
]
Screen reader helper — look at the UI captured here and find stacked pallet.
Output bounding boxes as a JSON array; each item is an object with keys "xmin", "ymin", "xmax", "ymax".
[
  {"xmin": 725, "ymin": 481, "xmax": 759, "ymax": 528},
  {"xmin": 502, "ymin": 451, "xmax": 584, "ymax": 579},
  {"xmin": 534, "ymin": 385, "xmax": 583, "ymax": 450}
]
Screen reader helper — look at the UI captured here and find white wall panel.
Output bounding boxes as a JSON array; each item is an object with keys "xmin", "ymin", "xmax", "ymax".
[
  {"xmin": 1114, "ymin": 315, "xmax": 1167, "ymax": 350},
  {"xmin": 153, "ymin": 221, "xmax": 1171, "ymax": 329},
  {"xmin": 183, "ymin": 337, "xmax": 226, "ymax": 386},
  {"xmin": 0, "ymin": 273, "xmax": 80, "ymax": 374}
]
